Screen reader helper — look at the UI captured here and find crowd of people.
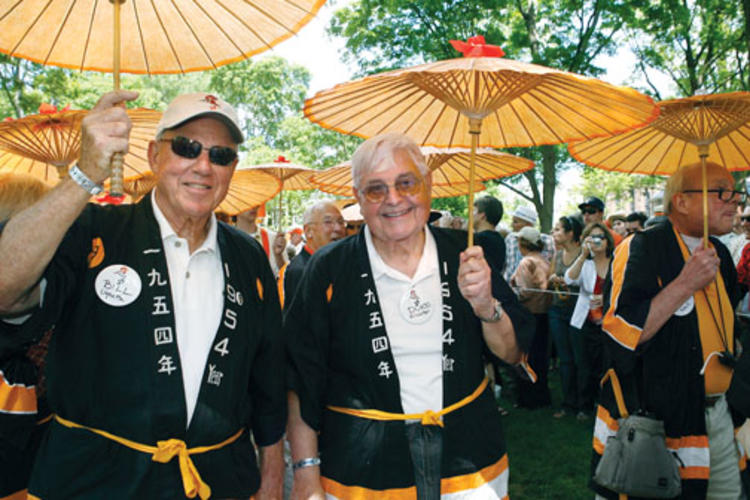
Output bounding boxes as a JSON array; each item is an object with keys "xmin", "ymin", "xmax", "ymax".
[{"xmin": 0, "ymin": 90, "xmax": 748, "ymax": 499}]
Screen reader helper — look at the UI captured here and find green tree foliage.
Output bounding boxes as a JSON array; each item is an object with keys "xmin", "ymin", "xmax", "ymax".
[{"xmin": 625, "ymin": 0, "xmax": 746, "ymax": 97}]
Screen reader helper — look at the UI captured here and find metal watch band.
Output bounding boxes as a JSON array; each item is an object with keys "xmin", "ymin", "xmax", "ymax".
[
  {"xmin": 292, "ymin": 457, "xmax": 321, "ymax": 471},
  {"xmin": 68, "ymin": 164, "xmax": 103, "ymax": 195},
  {"xmin": 477, "ymin": 299, "xmax": 503, "ymax": 323}
]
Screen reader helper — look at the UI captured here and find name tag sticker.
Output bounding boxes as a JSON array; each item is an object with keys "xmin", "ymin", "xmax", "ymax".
[
  {"xmin": 674, "ymin": 296, "xmax": 694, "ymax": 317},
  {"xmin": 95, "ymin": 264, "xmax": 142, "ymax": 307}
]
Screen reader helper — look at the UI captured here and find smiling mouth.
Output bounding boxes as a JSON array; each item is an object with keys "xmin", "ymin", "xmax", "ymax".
[
  {"xmin": 382, "ymin": 207, "xmax": 412, "ymax": 218},
  {"xmin": 184, "ymin": 182, "xmax": 211, "ymax": 190}
]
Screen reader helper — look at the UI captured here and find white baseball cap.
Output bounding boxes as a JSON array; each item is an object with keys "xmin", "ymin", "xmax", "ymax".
[{"xmin": 156, "ymin": 93, "xmax": 243, "ymax": 143}]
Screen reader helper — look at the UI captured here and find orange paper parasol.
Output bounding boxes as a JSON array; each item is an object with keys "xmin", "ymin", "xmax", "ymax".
[
  {"xmin": 0, "ymin": 0, "xmax": 327, "ymax": 194},
  {"xmin": 568, "ymin": 92, "xmax": 750, "ymax": 242},
  {"xmin": 0, "ymin": 104, "xmax": 160, "ymax": 185},
  {"xmin": 304, "ymin": 36, "xmax": 658, "ymax": 244},
  {"xmin": 242, "ymin": 156, "xmax": 317, "ymax": 228}
]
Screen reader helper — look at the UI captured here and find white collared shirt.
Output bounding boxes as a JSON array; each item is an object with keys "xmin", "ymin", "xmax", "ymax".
[
  {"xmin": 151, "ymin": 191, "xmax": 224, "ymax": 426},
  {"xmin": 364, "ymin": 225, "xmax": 443, "ymax": 415}
]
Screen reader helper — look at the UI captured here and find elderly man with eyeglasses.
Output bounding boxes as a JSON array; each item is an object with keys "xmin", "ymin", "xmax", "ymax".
[
  {"xmin": 284, "ymin": 132, "xmax": 534, "ymax": 500},
  {"xmin": 278, "ymin": 200, "xmax": 344, "ymax": 309},
  {"xmin": 0, "ymin": 91, "xmax": 286, "ymax": 499},
  {"xmin": 595, "ymin": 161, "xmax": 749, "ymax": 499}
]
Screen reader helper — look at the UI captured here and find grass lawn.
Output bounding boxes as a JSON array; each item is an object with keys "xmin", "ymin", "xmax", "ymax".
[{"xmin": 498, "ymin": 370, "xmax": 596, "ymax": 499}]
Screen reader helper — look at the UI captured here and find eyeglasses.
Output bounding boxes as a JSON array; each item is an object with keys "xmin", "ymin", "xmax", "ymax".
[
  {"xmin": 313, "ymin": 216, "xmax": 345, "ymax": 227},
  {"xmin": 682, "ymin": 188, "xmax": 747, "ymax": 204},
  {"xmin": 581, "ymin": 207, "xmax": 600, "ymax": 215},
  {"xmin": 360, "ymin": 175, "xmax": 422, "ymax": 203},
  {"xmin": 160, "ymin": 136, "xmax": 238, "ymax": 167}
]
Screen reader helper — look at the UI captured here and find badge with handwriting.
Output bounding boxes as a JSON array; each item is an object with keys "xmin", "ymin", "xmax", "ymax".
[
  {"xmin": 399, "ymin": 287, "xmax": 432, "ymax": 324},
  {"xmin": 95, "ymin": 264, "xmax": 142, "ymax": 307}
]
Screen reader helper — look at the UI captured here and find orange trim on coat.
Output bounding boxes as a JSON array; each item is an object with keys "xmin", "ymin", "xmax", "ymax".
[
  {"xmin": 0, "ymin": 371, "xmax": 36, "ymax": 414},
  {"xmin": 441, "ymin": 454, "xmax": 508, "ymax": 494},
  {"xmin": 602, "ymin": 238, "xmax": 642, "ymax": 350}
]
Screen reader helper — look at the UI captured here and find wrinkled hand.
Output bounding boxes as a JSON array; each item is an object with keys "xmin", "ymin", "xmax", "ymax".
[
  {"xmin": 590, "ymin": 294, "xmax": 603, "ymax": 309},
  {"xmin": 678, "ymin": 245, "xmax": 720, "ymax": 293},
  {"xmin": 79, "ymin": 90, "xmax": 139, "ymax": 184},
  {"xmin": 458, "ymin": 245, "xmax": 494, "ymax": 319}
]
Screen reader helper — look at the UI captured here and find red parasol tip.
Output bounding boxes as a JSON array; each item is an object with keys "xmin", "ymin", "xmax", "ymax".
[
  {"xmin": 274, "ymin": 155, "xmax": 290, "ymax": 163},
  {"xmin": 38, "ymin": 103, "xmax": 58, "ymax": 114},
  {"xmin": 449, "ymin": 35, "xmax": 505, "ymax": 58},
  {"xmin": 96, "ymin": 192, "xmax": 126, "ymax": 205}
]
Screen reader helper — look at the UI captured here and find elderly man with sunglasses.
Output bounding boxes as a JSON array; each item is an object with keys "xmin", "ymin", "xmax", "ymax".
[
  {"xmin": 595, "ymin": 161, "xmax": 749, "ymax": 499},
  {"xmin": 0, "ymin": 91, "xmax": 285, "ymax": 499},
  {"xmin": 284, "ymin": 132, "xmax": 533, "ymax": 500}
]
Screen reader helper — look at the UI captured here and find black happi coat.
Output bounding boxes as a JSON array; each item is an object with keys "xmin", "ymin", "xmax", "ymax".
[
  {"xmin": 595, "ymin": 221, "xmax": 749, "ymax": 499},
  {"xmin": 0, "ymin": 196, "xmax": 285, "ymax": 499},
  {"xmin": 284, "ymin": 227, "xmax": 534, "ymax": 497}
]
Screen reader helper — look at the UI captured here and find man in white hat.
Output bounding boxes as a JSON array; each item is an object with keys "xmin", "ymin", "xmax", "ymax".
[
  {"xmin": 0, "ymin": 91, "xmax": 285, "ymax": 498},
  {"xmin": 503, "ymin": 205, "xmax": 554, "ymax": 282}
]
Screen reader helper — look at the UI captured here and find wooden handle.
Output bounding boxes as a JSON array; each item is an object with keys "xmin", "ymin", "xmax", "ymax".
[{"xmin": 110, "ymin": 152, "xmax": 124, "ymax": 196}]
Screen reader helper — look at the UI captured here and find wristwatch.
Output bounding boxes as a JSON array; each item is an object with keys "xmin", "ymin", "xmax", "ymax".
[
  {"xmin": 477, "ymin": 299, "xmax": 503, "ymax": 323},
  {"xmin": 68, "ymin": 164, "xmax": 103, "ymax": 196}
]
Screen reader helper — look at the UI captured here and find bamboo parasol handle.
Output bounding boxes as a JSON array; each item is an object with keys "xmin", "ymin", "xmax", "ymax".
[
  {"xmin": 466, "ymin": 118, "xmax": 482, "ymax": 247},
  {"xmin": 699, "ymin": 144, "xmax": 709, "ymax": 248},
  {"xmin": 109, "ymin": 0, "xmax": 124, "ymax": 197}
]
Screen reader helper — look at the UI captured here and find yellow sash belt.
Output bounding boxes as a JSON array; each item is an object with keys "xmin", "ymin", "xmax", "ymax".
[
  {"xmin": 327, "ymin": 376, "xmax": 489, "ymax": 427},
  {"xmin": 54, "ymin": 414, "xmax": 243, "ymax": 500}
]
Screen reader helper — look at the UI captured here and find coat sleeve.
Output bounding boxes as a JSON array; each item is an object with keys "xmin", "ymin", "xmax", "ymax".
[
  {"xmin": 602, "ymin": 232, "xmax": 661, "ymax": 352},
  {"xmin": 247, "ymin": 244, "xmax": 287, "ymax": 447},
  {"xmin": 283, "ymin": 252, "xmax": 332, "ymax": 432}
]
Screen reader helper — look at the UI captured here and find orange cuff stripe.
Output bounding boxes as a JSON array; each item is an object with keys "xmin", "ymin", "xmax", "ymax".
[
  {"xmin": 0, "ymin": 372, "xmax": 37, "ymax": 414},
  {"xmin": 602, "ymin": 239, "xmax": 642, "ymax": 350}
]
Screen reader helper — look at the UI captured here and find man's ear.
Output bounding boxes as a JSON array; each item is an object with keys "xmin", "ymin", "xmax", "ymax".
[{"xmin": 148, "ymin": 140, "xmax": 160, "ymax": 176}]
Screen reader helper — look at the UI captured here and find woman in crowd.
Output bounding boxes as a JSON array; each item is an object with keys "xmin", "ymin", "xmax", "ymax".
[
  {"xmin": 510, "ymin": 226, "xmax": 552, "ymax": 409},
  {"xmin": 564, "ymin": 221, "xmax": 614, "ymax": 419},
  {"xmin": 547, "ymin": 216, "xmax": 583, "ymax": 419}
]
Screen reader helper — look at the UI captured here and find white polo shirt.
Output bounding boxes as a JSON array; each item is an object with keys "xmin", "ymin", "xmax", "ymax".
[
  {"xmin": 364, "ymin": 225, "xmax": 443, "ymax": 415},
  {"xmin": 152, "ymin": 191, "xmax": 224, "ymax": 426}
]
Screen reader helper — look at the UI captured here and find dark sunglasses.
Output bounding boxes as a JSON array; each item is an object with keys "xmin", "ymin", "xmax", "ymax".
[
  {"xmin": 581, "ymin": 207, "xmax": 600, "ymax": 215},
  {"xmin": 682, "ymin": 188, "xmax": 747, "ymax": 204},
  {"xmin": 360, "ymin": 175, "xmax": 422, "ymax": 203},
  {"xmin": 161, "ymin": 136, "xmax": 237, "ymax": 167}
]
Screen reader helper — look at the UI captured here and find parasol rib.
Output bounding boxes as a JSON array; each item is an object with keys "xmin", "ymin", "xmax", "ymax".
[
  {"xmin": 195, "ymin": 0, "xmax": 256, "ymax": 59},
  {"xmin": 8, "ymin": 0, "xmax": 54, "ymax": 57},
  {"xmin": 151, "ymin": 0, "xmax": 185, "ymax": 73},
  {"xmin": 132, "ymin": 0, "xmax": 151, "ymax": 76},
  {"xmin": 44, "ymin": 0, "xmax": 79, "ymax": 67},
  {"xmin": 168, "ymin": 0, "xmax": 218, "ymax": 71},
  {"xmin": 80, "ymin": 0, "xmax": 98, "ymax": 72}
]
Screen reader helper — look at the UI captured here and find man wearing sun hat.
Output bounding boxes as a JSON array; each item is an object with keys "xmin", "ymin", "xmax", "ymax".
[
  {"xmin": 503, "ymin": 205, "xmax": 554, "ymax": 282},
  {"xmin": 0, "ymin": 90, "xmax": 285, "ymax": 498}
]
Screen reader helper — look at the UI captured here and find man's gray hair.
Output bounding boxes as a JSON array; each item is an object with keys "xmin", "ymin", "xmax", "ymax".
[
  {"xmin": 350, "ymin": 132, "xmax": 429, "ymax": 189},
  {"xmin": 303, "ymin": 200, "xmax": 338, "ymax": 226}
]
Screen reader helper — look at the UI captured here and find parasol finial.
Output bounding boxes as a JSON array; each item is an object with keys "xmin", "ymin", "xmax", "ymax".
[
  {"xmin": 449, "ymin": 35, "xmax": 505, "ymax": 58},
  {"xmin": 274, "ymin": 155, "xmax": 290, "ymax": 163}
]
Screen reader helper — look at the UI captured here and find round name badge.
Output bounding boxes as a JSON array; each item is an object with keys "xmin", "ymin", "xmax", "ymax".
[
  {"xmin": 95, "ymin": 264, "xmax": 142, "ymax": 307},
  {"xmin": 674, "ymin": 295, "xmax": 695, "ymax": 317},
  {"xmin": 399, "ymin": 287, "xmax": 433, "ymax": 324}
]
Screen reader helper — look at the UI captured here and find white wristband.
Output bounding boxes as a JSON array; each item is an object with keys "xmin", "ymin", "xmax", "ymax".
[{"xmin": 68, "ymin": 164, "xmax": 103, "ymax": 195}]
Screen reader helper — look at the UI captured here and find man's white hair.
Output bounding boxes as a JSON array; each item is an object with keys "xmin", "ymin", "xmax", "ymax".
[
  {"xmin": 350, "ymin": 132, "xmax": 429, "ymax": 189},
  {"xmin": 303, "ymin": 200, "xmax": 339, "ymax": 226}
]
